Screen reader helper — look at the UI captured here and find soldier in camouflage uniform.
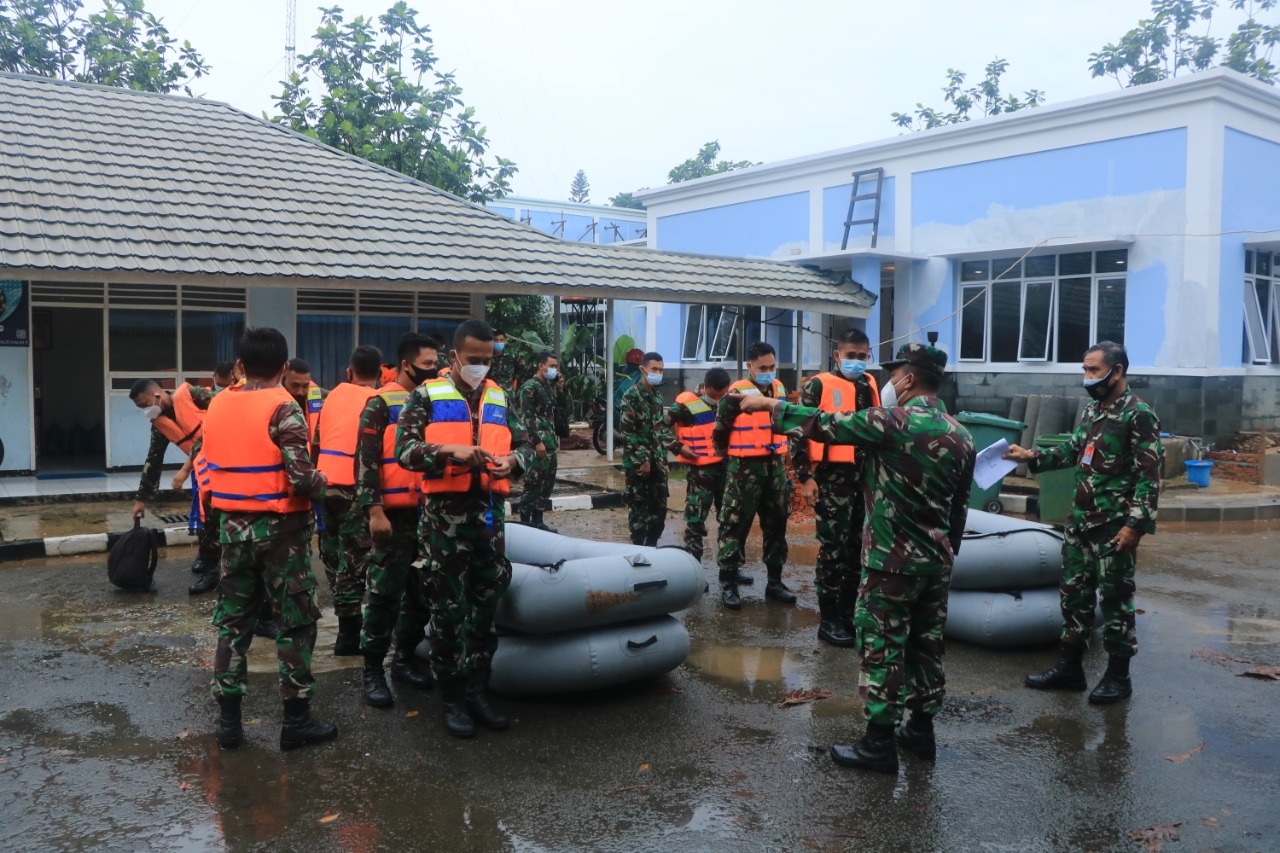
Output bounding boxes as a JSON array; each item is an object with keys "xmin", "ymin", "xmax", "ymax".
[
  {"xmin": 490, "ymin": 330, "xmax": 517, "ymax": 393},
  {"xmin": 665, "ymin": 367, "xmax": 731, "ymax": 562},
  {"xmin": 741, "ymin": 343, "xmax": 975, "ymax": 775},
  {"xmin": 356, "ymin": 333, "xmax": 442, "ymax": 708},
  {"xmin": 396, "ymin": 319, "xmax": 533, "ymax": 739},
  {"xmin": 619, "ymin": 352, "xmax": 673, "ymax": 546},
  {"xmin": 516, "ymin": 352, "xmax": 560, "ymax": 532},
  {"xmin": 203, "ymin": 327, "xmax": 337, "ymax": 753},
  {"xmin": 1005, "ymin": 341, "xmax": 1162, "ymax": 706},
  {"xmin": 789, "ymin": 328, "xmax": 880, "ymax": 647},
  {"xmin": 284, "ymin": 359, "xmax": 337, "ymax": 583}
]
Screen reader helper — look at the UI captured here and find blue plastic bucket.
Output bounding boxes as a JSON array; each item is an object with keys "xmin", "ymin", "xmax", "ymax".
[{"xmin": 1185, "ymin": 460, "xmax": 1214, "ymax": 488}]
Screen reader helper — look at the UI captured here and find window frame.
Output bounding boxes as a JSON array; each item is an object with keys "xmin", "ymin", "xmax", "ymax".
[
  {"xmin": 1017, "ymin": 279, "xmax": 1056, "ymax": 363},
  {"xmin": 1243, "ymin": 250, "xmax": 1280, "ymax": 365}
]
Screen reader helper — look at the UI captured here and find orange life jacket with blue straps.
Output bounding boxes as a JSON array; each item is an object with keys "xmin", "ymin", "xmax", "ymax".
[
  {"xmin": 374, "ymin": 383, "xmax": 421, "ymax": 509},
  {"xmin": 153, "ymin": 383, "xmax": 205, "ymax": 456},
  {"xmin": 419, "ymin": 377, "xmax": 513, "ymax": 496},
  {"xmin": 727, "ymin": 378, "xmax": 787, "ymax": 458},
  {"xmin": 808, "ymin": 372, "xmax": 880, "ymax": 465},
  {"xmin": 203, "ymin": 386, "xmax": 311, "ymax": 514},
  {"xmin": 674, "ymin": 391, "xmax": 722, "ymax": 466},
  {"xmin": 316, "ymin": 382, "xmax": 380, "ymax": 487}
]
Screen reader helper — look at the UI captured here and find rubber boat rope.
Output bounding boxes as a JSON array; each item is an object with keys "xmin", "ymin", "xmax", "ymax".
[
  {"xmin": 962, "ymin": 527, "xmax": 1065, "ymax": 542},
  {"xmin": 534, "ymin": 559, "xmax": 567, "ymax": 574}
]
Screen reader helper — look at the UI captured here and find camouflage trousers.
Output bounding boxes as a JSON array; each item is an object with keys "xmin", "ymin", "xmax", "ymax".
[
  {"xmin": 193, "ymin": 498, "xmax": 221, "ymax": 562},
  {"xmin": 855, "ymin": 568, "xmax": 950, "ymax": 727},
  {"xmin": 315, "ymin": 503, "xmax": 339, "ymax": 585},
  {"xmin": 360, "ymin": 508, "xmax": 430, "ymax": 660},
  {"xmin": 420, "ymin": 499, "xmax": 512, "ymax": 685},
  {"xmin": 813, "ymin": 462, "xmax": 865, "ymax": 612},
  {"xmin": 319, "ymin": 491, "xmax": 371, "ymax": 617},
  {"xmin": 717, "ymin": 455, "xmax": 789, "ymax": 577},
  {"xmin": 682, "ymin": 462, "xmax": 725, "ymax": 561},
  {"xmin": 210, "ymin": 527, "xmax": 322, "ymax": 701},
  {"xmin": 624, "ymin": 462, "xmax": 669, "ymax": 545},
  {"xmin": 1060, "ymin": 521, "xmax": 1138, "ymax": 657},
  {"xmin": 519, "ymin": 450, "xmax": 558, "ymax": 513}
]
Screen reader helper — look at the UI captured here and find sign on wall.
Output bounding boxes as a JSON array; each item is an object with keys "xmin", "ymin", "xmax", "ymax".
[{"xmin": 0, "ymin": 280, "xmax": 29, "ymax": 347}]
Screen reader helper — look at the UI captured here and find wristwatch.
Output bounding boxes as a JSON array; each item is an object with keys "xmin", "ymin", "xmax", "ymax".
[{"xmin": 1124, "ymin": 516, "xmax": 1142, "ymax": 529}]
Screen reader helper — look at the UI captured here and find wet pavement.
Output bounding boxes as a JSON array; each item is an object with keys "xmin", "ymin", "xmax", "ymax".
[{"xmin": 2, "ymin": 510, "xmax": 1280, "ymax": 852}]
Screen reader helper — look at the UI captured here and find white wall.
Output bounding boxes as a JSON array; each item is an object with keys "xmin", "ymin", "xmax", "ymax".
[{"xmin": 0, "ymin": 345, "xmax": 32, "ymax": 472}]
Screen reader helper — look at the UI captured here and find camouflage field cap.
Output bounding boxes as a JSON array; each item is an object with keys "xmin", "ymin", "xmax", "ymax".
[{"xmin": 881, "ymin": 343, "xmax": 947, "ymax": 379}]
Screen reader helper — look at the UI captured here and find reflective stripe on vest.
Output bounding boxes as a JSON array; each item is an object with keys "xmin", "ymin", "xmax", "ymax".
[
  {"xmin": 203, "ymin": 386, "xmax": 309, "ymax": 514},
  {"xmin": 808, "ymin": 372, "xmax": 880, "ymax": 465},
  {"xmin": 316, "ymin": 382, "xmax": 380, "ymax": 487},
  {"xmin": 727, "ymin": 379, "xmax": 786, "ymax": 457},
  {"xmin": 674, "ymin": 391, "xmax": 722, "ymax": 466},
  {"xmin": 375, "ymin": 383, "xmax": 421, "ymax": 509},
  {"xmin": 420, "ymin": 378, "xmax": 512, "ymax": 496},
  {"xmin": 153, "ymin": 383, "xmax": 205, "ymax": 455}
]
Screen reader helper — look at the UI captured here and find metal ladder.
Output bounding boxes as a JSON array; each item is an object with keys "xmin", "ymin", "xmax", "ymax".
[{"xmin": 840, "ymin": 167, "xmax": 885, "ymax": 250}]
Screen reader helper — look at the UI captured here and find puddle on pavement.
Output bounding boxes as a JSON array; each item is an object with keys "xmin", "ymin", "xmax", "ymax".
[
  {"xmin": 685, "ymin": 643, "xmax": 809, "ymax": 697},
  {"xmin": 0, "ymin": 499, "xmax": 190, "ymax": 542},
  {"xmin": 1191, "ymin": 600, "xmax": 1280, "ymax": 646}
]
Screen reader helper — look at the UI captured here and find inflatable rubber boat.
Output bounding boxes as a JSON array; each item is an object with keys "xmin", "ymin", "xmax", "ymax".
[
  {"xmin": 505, "ymin": 521, "xmax": 663, "ymax": 564},
  {"xmin": 952, "ymin": 509, "xmax": 1064, "ymax": 590},
  {"xmin": 945, "ymin": 588, "xmax": 1063, "ymax": 648}
]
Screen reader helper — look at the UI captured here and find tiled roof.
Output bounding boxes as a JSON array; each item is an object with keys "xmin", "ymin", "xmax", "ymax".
[{"xmin": 0, "ymin": 73, "xmax": 874, "ymax": 315}]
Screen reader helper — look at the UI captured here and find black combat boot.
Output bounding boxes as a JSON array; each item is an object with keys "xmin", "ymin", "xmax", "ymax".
[
  {"xmin": 895, "ymin": 711, "xmax": 937, "ymax": 761},
  {"xmin": 643, "ymin": 536, "xmax": 659, "ymax": 547},
  {"xmin": 630, "ymin": 532, "xmax": 647, "ymax": 546},
  {"xmin": 1025, "ymin": 644, "xmax": 1087, "ymax": 691},
  {"xmin": 1088, "ymin": 655, "xmax": 1133, "ymax": 705},
  {"xmin": 333, "ymin": 614, "xmax": 362, "ymax": 656},
  {"xmin": 188, "ymin": 561, "xmax": 219, "ymax": 595},
  {"xmin": 719, "ymin": 570, "xmax": 741, "ymax": 611},
  {"xmin": 441, "ymin": 682, "xmax": 476, "ymax": 739},
  {"xmin": 839, "ymin": 582, "xmax": 859, "ymax": 636},
  {"xmin": 389, "ymin": 645, "xmax": 432, "ymax": 689},
  {"xmin": 215, "ymin": 695, "xmax": 242, "ymax": 749},
  {"xmin": 532, "ymin": 511, "xmax": 557, "ymax": 534},
  {"xmin": 466, "ymin": 671, "xmax": 510, "ymax": 731},
  {"xmin": 817, "ymin": 599, "xmax": 856, "ymax": 647},
  {"xmin": 831, "ymin": 723, "xmax": 899, "ymax": 774},
  {"xmin": 362, "ymin": 655, "xmax": 394, "ymax": 708},
  {"xmin": 764, "ymin": 569, "xmax": 796, "ymax": 604},
  {"xmin": 735, "ymin": 570, "xmax": 755, "ymax": 586},
  {"xmin": 279, "ymin": 698, "xmax": 338, "ymax": 752},
  {"xmin": 518, "ymin": 511, "xmax": 532, "ymax": 525},
  {"xmin": 189, "ymin": 552, "xmax": 206, "ymax": 575}
]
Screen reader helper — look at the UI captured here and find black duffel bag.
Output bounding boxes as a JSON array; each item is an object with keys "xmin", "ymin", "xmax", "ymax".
[{"xmin": 108, "ymin": 519, "xmax": 159, "ymax": 591}]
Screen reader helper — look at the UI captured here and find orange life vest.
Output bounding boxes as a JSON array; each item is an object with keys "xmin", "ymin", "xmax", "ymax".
[
  {"xmin": 807, "ymin": 372, "xmax": 881, "ymax": 465},
  {"xmin": 373, "ymin": 383, "xmax": 421, "ymax": 509},
  {"xmin": 153, "ymin": 383, "xmax": 205, "ymax": 455},
  {"xmin": 727, "ymin": 378, "xmax": 787, "ymax": 457},
  {"xmin": 203, "ymin": 386, "xmax": 310, "ymax": 514},
  {"xmin": 304, "ymin": 383, "xmax": 324, "ymax": 447},
  {"xmin": 419, "ymin": 377, "xmax": 513, "ymax": 496},
  {"xmin": 316, "ymin": 382, "xmax": 380, "ymax": 487},
  {"xmin": 674, "ymin": 391, "xmax": 722, "ymax": 466}
]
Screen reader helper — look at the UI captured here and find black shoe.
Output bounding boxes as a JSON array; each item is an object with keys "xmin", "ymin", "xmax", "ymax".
[
  {"xmin": 642, "ymin": 536, "xmax": 659, "ymax": 547},
  {"xmin": 466, "ymin": 673, "xmax": 509, "ymax": 731},
  {"xmin": 518, "ymin": 512, "xmax": 532, "ymax": 525},
  {"xmin": 895, "ymin": 714, "xmax": 937, "ymax": 761},
  {"xmin": 363, "ymin": 657, "xmax": 394, "ymax": 708},
  {"xmin": 818, "ymin": 620, "xmax": 857, "ymax": 647},
  {"xmin": 831, "ymin": 724, "xmax": 899, "ymax": 774},
  {"xmin": 189, "ymin": 554, "xmax": 206, "ymax": 575},
  {"xmin": 1088, "ymin": 655, "xmax": 1133, "ymax": 705},
  {"xmin": 333, "ymin": 615, "xmax": 362, "ymax": 656},
  {"xmin": 254, "ymin": 619, "xmax": 280, "ymax": 640},
  {"xmin": 532, "ymin": 511, "xmax": 558, "ymax": 534},
  {"xmin": 735, "ymin": 570, "xmax": 755, "ymax": 586},
  {"xmin": 390, "ymin": 646, "xmax": 432, "ymax": 689},
  {"xmin": 1025, "ymin": 646, "xmax": 1087, "ymax": 691},
  {"xmin": 442, "ymin": 690, "xmax": 476, "ymax": 739},
  {"xmin": 764, "ymin": 579, "xmax": 797, "ymax": 604},
  {"xmin": 188, "ymin": 566, "xmax": 219, "ymax": 596},
  {"xmin": 279, "ymin": 698, "xmax": 338, "ymax": 752},
  {"xmin": 720, "ymin": 582, "xmax": 741, "ymax": 611},
  {"xmin": 215, "ymin": 695, "xmax": 242, "ymax": 749}
]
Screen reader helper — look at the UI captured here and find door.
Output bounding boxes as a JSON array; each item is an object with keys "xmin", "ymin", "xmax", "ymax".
[{"xmin": 33, "ymin": 307, "xmax": 105, "ymax": 475}]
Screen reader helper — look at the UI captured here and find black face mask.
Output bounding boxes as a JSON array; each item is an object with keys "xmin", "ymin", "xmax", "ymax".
[
  {"xmin": 1083, "ymin": 367, "xmax": 1117, "ymax": 401},
  {"xmin": 406, "ymin": 363, "xmax": 439, "ymax": 385}
]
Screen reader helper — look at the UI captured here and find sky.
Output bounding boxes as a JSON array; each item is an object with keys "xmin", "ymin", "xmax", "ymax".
[{"xmin": 141, "ymin": 0, "xmax": 1204, "ymax": 203}]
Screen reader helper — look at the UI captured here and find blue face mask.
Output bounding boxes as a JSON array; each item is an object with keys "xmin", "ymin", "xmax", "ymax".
[
  {"xmin": 840, "ymin": 359, "xmax": 868, "ymax": 379},
  {"xmin": 494, "ymin": 342, "xmax": 506, "ymax": 353},
  {"xmin": 754, "ymin": 371, "xmax": 776, "ymax": 386},
  {"xmin": 544, "ymin": 367, "xmax": 558, "ymax": 382},
  {"xmin": 646, "ymin": 372, "xmax": 664, "ymax": 387}
]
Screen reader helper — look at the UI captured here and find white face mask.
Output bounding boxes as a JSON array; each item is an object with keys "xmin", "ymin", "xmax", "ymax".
[
  {"xmin": 142, "ymin": 405, "xmax": 162, "ymax": 421},
  {"xmin": 880, "ymin": 376, "xmax": 904, "ymax": 408},
  {"xmin": 458, "ymin": 364, "xmax": 490, "ymax": 387}
]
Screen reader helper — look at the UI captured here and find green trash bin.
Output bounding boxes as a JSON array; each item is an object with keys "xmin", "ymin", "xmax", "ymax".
[
  {"xmin": 1034, "ymin": 433, "xmax": 1076, "ymax": 524},
  {"xmin": 955, "ymin": 412, "xmax": 1027, "ymax": 514}
]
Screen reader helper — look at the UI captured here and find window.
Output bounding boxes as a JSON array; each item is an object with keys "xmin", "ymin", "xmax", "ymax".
[
  {"xmin": 956, "ymin": 250, "xmax": 1128, "ymax": 363},
  {"xmin": 708, "ymin": 307, "xmax": 740, "ymax": 361},
  {"xmin": 106, "ymin": 285, "xmax": 247, "ymax": 390},
  {"xmin": 1243, "ymin": 250, "xmax": 1280, "ymax": 364},
  {"xmin": 681, "ymin": 305, "xmax": 705, "ymax": 361}
]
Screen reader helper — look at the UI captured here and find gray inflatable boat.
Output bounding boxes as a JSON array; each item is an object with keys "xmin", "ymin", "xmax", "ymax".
[
  {"xmin": 952, "ymin": 509, "xmax": 1064, "ymax": 590},
  {"xmin": 945, "ymin": 587, "xmax": 1063, "ymax": 648}
]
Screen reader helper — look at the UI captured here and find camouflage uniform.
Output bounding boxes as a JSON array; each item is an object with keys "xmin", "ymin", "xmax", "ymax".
[
  {"xmin": 619, "ymin": 380, "xmax": 672, "ymax": 546},
  {"xmin": 789, "ymin": 373, "xmax": 877, "ymax": 622},
  {"xmin": 395, "ymin": 378, "xmax": 533, "ymax": 686},
  {"xmin": 210, "ymin": 400, "xmax": 327, "ymax": 700},
  {"xmin": 354, "ymin": 392, "xmax": 429, "ymax": 662},
  {"xmin": 776, "ymin": 386, "xmax": 975, "ymax": 728},
  {"xmin": 489, "ymin": 352, "xmax": 516, "ymax": 394},
  {"xmin": 1030, "ymin": 388, "xmax": 1162, "ymax": 658},
  {"xmin": 516, "ymin": 375, "xmax": 559, "ymax": 517},
  {"xmin": 136, "ymin": 386, "xmax": 219, "ymax": 561},
  {"xmin": 312, "ymin": 412, "xmax": 371, "ymax": 618},
  {"xmin": 665, "ymin": 396, "xmax": 725, "ymax": 561}
]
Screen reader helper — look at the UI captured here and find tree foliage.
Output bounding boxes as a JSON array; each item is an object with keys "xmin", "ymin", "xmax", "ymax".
[
  {"xmin": 892, "ymin": 58, "xmax": 1045, "ymax": 131},
  {"xmin": 667, "ymin": 140, "xmax": 760, "ymax": 183},
  {"xmin": 0, "ymin": 0, "xmax": 208, "ymax": 94},
  {"xmin": 608, "ymin": 191, "xmax": 645, "ymax": 209},
  {"xmin": 1090, "ymin": 0, "xmax": 1280, "ymax": 86},
  {"xmin": 485, "ymin": 296, "xmax": 552, "ymax": 353},
  {"xmin": 273, "ymin": 3, "xmax": 516, "ymax": 204},
  {"xmin": 569, "ymin": 169, "xmax": 590, "ymax": 203}
]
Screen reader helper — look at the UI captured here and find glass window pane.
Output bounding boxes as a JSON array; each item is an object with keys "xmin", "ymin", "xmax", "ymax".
[
  {"xmin": 682, "ymin": 305, "xmax": 704, "ymax": 360},
  {"xmin": 417, "ymin": 318, "xmax": 455, "ymax": 349},
  {"xmin": 960, "ymin": 260, "xmax": 989, "ymax": 282},
  {"xmin": 1059, "ymin": 252, "xmax": 1091, "ymax": 276},
  {"xmin": 1096, "ymin": 249, "xmax": 1128, "ymax": 273},
  {"xmin": 960, "ymin": 285, "xmax": 987, "ymax": 360},
  {"xmin": 1244, "ymin": 279, "xmax": 1267, "ymax": 363},
  {"xmin": 1245, "ymin": 250, "xmax": 1255, "ymax": 275},
  {"xmin": 1257, "ymin": 252, "xmax": 1272, "ymax": 278},
  {"xmin": 1026, "ymin": 255, "xmax": 1055, "ymax": 278},
  {"xmin": 1096, "ymin": 278, "xmax": 1126, "ymax": 344},
  {"xmin": 1018, "ymin": 281, "xmax": 1054, "ymax": 360},
  {"xmin": 182, "ymin": 311, "xmax": 244, "ymax": 374},
  {"xmin": 296, "ymin": 314, "xmax": 354, "ymax": 390},
  {"xmin": 708, "ymin": 307, "xmax": 739, "ymax": 361},
  {"xmin": 992, "ymin": 257, "xmax": 1022, "ymax": 280},
  {"xmin": 1271, "ymin": 282, "xmax": 1280, "ymax": 362},
  {"xmin": 359, "ymin": 316, "xmax": 412, "ymax": 365},
  {"xmin": 110, "ymin": 309, "xmax": 176, "ymax": 372},
  {"xmin": 990, "ymin": 281, "xmax": 1021, "ymax": 362},
  {"xmin": 1057, "ymin": 277, "xmax": 1092, "ymax": 364}
]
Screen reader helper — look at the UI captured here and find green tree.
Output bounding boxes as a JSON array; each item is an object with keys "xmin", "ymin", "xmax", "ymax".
[
  {"xmin": 608, "ymin": 191, "xmax": 646, "ymax": 210},
  {"xmin": 667, "ymin": 140, "xmax": 759, "ymax": 183},
  {"xmin": 569, "ymin": 169, "xmax": 590, "ymax": 203},
  {"xmin": 1090, "ymin": 0, "xmax": 1279, "ymax": 86},
  {"xmin": 892, "ymin": 58, "xmax": 1045, "ymax": 131},
  {"xmin": 273, "ymin": 3, "xmax": 517, "ymax": 204},
  {"xmin": 0, "ymin": 0, "xmax": 208, "ymax": 94},
  {"xmin": 486, "ymin": 295, "xmax": 552, "ymax": 354}
]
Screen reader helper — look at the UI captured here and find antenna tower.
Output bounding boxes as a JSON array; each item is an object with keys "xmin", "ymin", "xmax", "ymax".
[{"xmin": 285, "ymin": 0, "xmax": 298, "ymax": 73}]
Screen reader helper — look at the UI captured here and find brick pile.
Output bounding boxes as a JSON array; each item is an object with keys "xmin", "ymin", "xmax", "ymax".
[{"xmin": 1205, "ymin": 450, "xmax": 1261, "ymax": 483}]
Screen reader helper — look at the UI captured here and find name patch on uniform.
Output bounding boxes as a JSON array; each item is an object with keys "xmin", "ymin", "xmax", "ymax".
[{"xmin": 1082, "ymin": 442, "xmax": 1096, "ymax": 465}]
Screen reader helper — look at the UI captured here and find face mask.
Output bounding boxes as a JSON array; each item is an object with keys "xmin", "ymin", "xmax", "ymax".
[
  {"xmin": 880, "ymin": 376, "xmax": 904, "ymax": 408},
  {"xmin": 544, "ymin": 367, "xmax": 559, "ymax": 382},
  {"xmin": 406, "ymin": 363, "xmax": 438, "ymax": 385},
  {"xmin": 840, "ymin": 359, "xmax": 868, "ymax": 379},
  {"xmin": 1083, "ymin": 367, "xmax": 1117, "ymax": 401},
  {"xmin": 754, "ymin": 371, "xmax": 776, "ymax": 386},
  {"xmin": 494, "ymin": 343, "xmax": 506, "ymax": 353},
  {"xmin": 142, "ymin": 405, "xmax": 162, "ymax": 421},
  {"xmin": 458, "ymin": 364, "xmax": 490, "ymax": 387},
  {"xmin": 646, "ymin": 372, "xmax": 664, "ymax": 387}
]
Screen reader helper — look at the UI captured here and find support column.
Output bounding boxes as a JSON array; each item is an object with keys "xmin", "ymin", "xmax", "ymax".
[{"xmin": 605, "ymin": 298, "xmax": 615, "ymax": 462}]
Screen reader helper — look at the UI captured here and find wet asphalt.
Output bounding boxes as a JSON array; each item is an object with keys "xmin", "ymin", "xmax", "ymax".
[{"xmin": 1, "ymin": 509, "xmax": 1279, "ymax": 853}]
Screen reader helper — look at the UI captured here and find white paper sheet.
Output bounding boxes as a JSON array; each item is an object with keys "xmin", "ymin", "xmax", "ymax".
[{"xmin": 972, "ymin": 438, "xmax": 1018, "ymax": 491}]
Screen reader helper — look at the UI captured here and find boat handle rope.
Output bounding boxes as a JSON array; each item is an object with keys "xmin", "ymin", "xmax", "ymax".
[
  {"xmin": 626, "ymin": 635, "xmax": 659, "ymax": 650},
  {"xmin": 962, "ymin": 527, "xmax": 1065, "ymax": 542},
  {"xmin": 534, "ymin": 559, "xmax": 567, "ymax": 574},
  {"xmin": 632, "ymin": 579, "xmax": 669, "ymax": 592}
]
